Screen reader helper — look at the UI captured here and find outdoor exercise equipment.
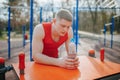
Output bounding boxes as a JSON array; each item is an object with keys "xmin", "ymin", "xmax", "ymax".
[
  {"xmin": 8, "ymin": 7, "xmax": 11, "ymax": 59},
  {"xmin": 0, "ymin": 57, "xmax": 13, "ymax": 80},
  {"xmin": 40, "ymin": 7, "xmax": 42, "ymax": 23},
  {"xmin": 72, "ymin": 6, "xmax": 80, "ymax": 52},
  {"xmin": 22, "ymin": 25, "xmax": 29, "ymax": 48},
  {"xmin": 7, "ymin": 3, "xmax": 39, "ymax": 60},
  {"xmin": 7, "ymin": 6, "xmax": 29, "ymax": 59},
  {"xmin": 103, "ymin": 15, "xmax": 120, "ymax": 48},
  {"xmin": 75, "ymin": 0, "xmax": 79, "ymax": 52},
  {"xmin": 29, "ymin": 0, "xmax": 33, "ymax": 61}
]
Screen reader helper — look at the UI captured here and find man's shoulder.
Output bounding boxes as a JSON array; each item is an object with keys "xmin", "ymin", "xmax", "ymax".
[
  {"xmin": 34, "ymin": 22, "xmax": 51, "ymax": 30},
  {"xmin": 33, "ymin": 24, "xmax": 45, "ymax": 38},
  {"xmin": 34, "ymin": 24, "xmax": 43, "ymax": 29},
  {"xmin": 34, "ymin": 24, "xmax": 44, "ymax": 32}
]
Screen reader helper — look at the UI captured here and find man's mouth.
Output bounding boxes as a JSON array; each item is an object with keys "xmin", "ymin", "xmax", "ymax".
[{"xmin": 61, "ymin": 32, "xmax": 65, "ymax": 34}]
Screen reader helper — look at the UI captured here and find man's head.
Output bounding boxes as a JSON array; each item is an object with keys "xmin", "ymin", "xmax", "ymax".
[
  {"xmin": 55, "ymin": 9, "xmax": 73, "ymax": 22},
  {"xmin": 53, "ymin": 9, "xmax": 73, "ymax": 36}
]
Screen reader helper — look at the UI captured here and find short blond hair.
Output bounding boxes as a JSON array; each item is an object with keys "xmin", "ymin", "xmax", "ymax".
[{"xmin": 55, "ymin": 9, "xmax": 73, "ymax": 21}]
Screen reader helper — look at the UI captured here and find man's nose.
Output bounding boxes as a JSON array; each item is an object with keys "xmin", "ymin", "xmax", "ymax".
[{"xmin": 63, "ymin": 27, "xmax": 68, "ymax": 32}]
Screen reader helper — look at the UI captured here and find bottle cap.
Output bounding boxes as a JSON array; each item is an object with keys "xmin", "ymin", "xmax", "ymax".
[{"xmin": 0, "ymin": 57, "xmax": 5, "ymax": 64}]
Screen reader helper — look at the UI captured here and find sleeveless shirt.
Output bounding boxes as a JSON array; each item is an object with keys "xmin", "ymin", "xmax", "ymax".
[{"xmin": 42, "ymin": 22, "xmax": 68, "ymax": 58}]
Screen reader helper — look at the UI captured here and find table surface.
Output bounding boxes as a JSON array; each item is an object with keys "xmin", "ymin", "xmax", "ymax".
[{"xmin": 12, "ymin": 56, "xmax": 120, "ymax": 80}]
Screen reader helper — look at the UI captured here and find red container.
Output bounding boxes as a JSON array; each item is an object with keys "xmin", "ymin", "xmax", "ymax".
[
  {"xmin": 24, "ymin": 34, "xmax": 28, "ymax": 40},
  {"xmin": 0, "ymin": 57, "xmax": 5, "ymax": 64},
  {"xmin": 100, "ymin": 48, "xmax": 104, "ymax": 62},
  {"xmin": 0, "ymin": 57, "xmax": 5, "ymax": 80},
  {"xmin": 19, "ymin": 52, "xmax": 25, "ymax": 70}
]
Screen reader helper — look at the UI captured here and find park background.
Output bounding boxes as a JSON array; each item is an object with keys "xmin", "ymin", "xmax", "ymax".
[{"xmin": 0, "ymin": 0, "xmax": 120, "ymax": 65}]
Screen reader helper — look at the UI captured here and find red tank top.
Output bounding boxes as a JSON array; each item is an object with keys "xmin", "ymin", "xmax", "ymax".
[{"xmin": 42, "ymin": 22, "xmax": 68, "ymax": 58}]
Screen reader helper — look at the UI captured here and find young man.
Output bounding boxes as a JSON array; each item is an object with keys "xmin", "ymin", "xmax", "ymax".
[{"xmin": 32, "ymin": 9, "xmax": 79, "ymax": 69}]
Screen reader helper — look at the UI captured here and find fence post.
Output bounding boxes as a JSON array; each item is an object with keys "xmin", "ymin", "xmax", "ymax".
[
  {"xmin": 30, "ymin": 0, "xmax": 33, "ymax": 61},
  {"xmin": 22, "ymin": 26, "xmax": 26, "ymax": 47},
  {"xmin": 75, "ymin": 0, "xmax": 79, "ymax": 52},
  {"xmin": 111, "ymin": 17, "xmax": 114, "ymax": 48},
  {"xmin": 103, "ymin": 24, "xmax": 106, "ymax": 47},
  {"xmin": 40, "ymin": 7, "xmax": 42, "ymax": 23},
  {"xmin": 8, "ymin": 7, "xmax": 11, "ymax": 59}
]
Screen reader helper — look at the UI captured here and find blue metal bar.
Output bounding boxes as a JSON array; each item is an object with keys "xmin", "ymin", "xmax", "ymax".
[
  {"xmin": 22, "ymin": 26, "xmax": 26, "ymax": 47},
  {"xmin": 104, "ymin": 16, "xmax": 114, "ymax": 48},
  {"xmin": 8, "ymin": 7, "xmax": 11, "ymax": 59},
  {"xmin": 77, "ymin": 7, "xmax": 120, "ymax": 9},
  {"xmin": 103, "ymin": 25, "xmax": 106, "ymax": 47},
  {"xmin": 111, "ymin": 17, "xmax": 114, "ymax": 48},
  {"xmin": 40, "ymin": 7, "xmax": 42, "ymax": 23},
  {"xmin": 75, "ymin": 0, "xmax": 79, "ymax": 52},
  {"xmin": 72, "ymin": 7, "xmax": 76, "ymax": 37},
  {"xmin": 70, "ymin": 7, "xmax": 76, "ymax": 43},
  {"xmin": 30, "ymin": 0, "xmax": 33, "ymax": 61}
]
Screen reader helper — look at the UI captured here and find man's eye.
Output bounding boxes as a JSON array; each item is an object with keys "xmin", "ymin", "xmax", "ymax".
[
  {"xmin": 67, "ymin": 26, "xmax": 70, "ymax": 28},
  {"xmin": 61, "ymin": 25, "xmax": 66, "ymax": 27},
  {"xmin": 62, "ymin": 26, "xmax": 66, "ymax": 28}
]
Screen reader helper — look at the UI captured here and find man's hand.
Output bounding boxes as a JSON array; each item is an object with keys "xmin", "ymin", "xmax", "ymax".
[{"xmin": 58, "ymin": 56, "xmax": 79, "ymax": 69}]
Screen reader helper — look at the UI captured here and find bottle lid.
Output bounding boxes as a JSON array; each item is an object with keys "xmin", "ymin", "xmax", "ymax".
[
  {"xmin": 19, "ymin": 52, "xmax": 25, "ymax": 57},
  {"xmin": 0, "ymin": 57, "xmax": 5, "ymax": 64}
]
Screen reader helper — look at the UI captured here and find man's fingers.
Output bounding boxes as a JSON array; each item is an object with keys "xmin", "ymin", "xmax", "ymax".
[
  {"xmin": 63, "ymin": 56, "xmax": 80, "ymax": 69},
  {"xmin": 66, "ymin": 56, "xmax": 79, "ymax": 62},
  {"xmin": 66, "ymin": 58, "xmax": 74, "ymax": 62},
  {"xmin": 66, "ymin": 64, "xmax": 77, "ymax": 69},
  {"xmin": 74, "ymin": 57, "xmax": 79, "ymax": 61},
  {"xmin": 74, "ymin": 60, "xmax": 80, "ymax": 65},
  {"xmin": 65, "ymin": 61, "xmax": 74, "ymax": 65}
]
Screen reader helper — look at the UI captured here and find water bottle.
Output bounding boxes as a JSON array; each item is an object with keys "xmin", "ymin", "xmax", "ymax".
[{"xmin": 68, "ymin": 42, "xmax": 76, "ymax": 59}]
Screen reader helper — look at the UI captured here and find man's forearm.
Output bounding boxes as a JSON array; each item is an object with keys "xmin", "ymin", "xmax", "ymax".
[{"xmin": 33, "ymin": 53, "xmax": 60, "ymax": 66}]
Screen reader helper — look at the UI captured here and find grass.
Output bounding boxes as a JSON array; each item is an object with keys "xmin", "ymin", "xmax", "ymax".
[{"xmin": 0, "ymin": 36, "xmax": 6, "ymax": 40}]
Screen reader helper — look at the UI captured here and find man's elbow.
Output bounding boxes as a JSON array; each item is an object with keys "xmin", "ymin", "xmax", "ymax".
[
  {"xmin": 32, "ymin": 52, "xmax": 42, "ymax": 64},
  {"xmin": 32, "ymin": 53, "xmax": 38, "ymax": 62}
]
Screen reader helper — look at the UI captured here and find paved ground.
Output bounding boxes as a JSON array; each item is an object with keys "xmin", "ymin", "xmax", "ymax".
[{"xmin": 79, "ymin": 31, "xmax": 120, "ymax": 42}]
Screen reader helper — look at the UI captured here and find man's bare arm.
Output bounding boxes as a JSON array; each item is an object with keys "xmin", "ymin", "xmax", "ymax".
[
  {"xmin": 32, "ymin": 25, "xmax": 78, "ymax": 69},
  {"xmin": 32, "ymin": 24, "xmax": 60, "ymax": 66},
  {"xmin": 65, "ymin": 27, "xmax": 73, "ymax": 54},
  {"xmin": 65, "ymin": 27, "xmax": 80, "ymax": 68}
]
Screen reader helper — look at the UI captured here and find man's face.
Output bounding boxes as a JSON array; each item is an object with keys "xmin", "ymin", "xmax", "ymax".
[{"xmin": 54, "ymin": 19, "xmax": 72, "ymax": 36}]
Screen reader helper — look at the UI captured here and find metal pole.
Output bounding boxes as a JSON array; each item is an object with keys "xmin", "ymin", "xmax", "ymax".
[
  {"xmin": 75, "ymin": 0, "xmax": 79, "ymax": 52},
  {"xmin": 70, "ymin": 7, "xmax": 76, "ymax": 43},
  {"xmin": 40, "ymin": 7, "xmax": 42, "ymax": 23},
  {"xmin": 30, "ymin": 0, "xmax": 33, "ymax": 61},
  {"xmin": 22, "ymin": 26, "xmax": 26, "ymax": 47},
  {"xmin": 111, "ymin": 17, "xmax": 114, "ymax": 48},
  {"xmin": 103, "ymin": 25, "xmax": 106, "ymax": 47},
  {"xmin": 8, "ymin": 7, "xmax": 11, "ymax": 59},
  {"xmin": 72, "ymin": 7, "xmax": 76, "ymax": 38}
]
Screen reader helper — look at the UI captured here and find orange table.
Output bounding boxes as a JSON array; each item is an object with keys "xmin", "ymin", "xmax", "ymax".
[{"xmin": 12, "ymin": 56, "xmax": 120, "ymax": 80}]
